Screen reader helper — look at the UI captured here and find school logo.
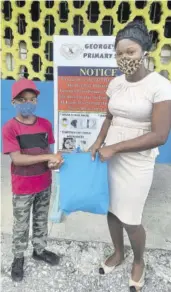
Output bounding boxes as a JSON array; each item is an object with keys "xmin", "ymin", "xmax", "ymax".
[{"xmin": 60, "ymin": 44, "xmax": 83, "ymax": 59}]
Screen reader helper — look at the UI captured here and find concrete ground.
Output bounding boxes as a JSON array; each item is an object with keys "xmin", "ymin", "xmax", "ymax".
[
  {"xmin": 1, "ymin": 155, "xmax": 171, "ymax": 291},
  {"xmin": 1, "ymin": 233, "xmax": 171, "ymax": 292}
]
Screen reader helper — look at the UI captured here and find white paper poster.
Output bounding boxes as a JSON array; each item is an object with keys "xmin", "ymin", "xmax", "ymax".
[
  {"xmin": 53, "ymin": 36, "xmax": 120, "ymax": 152},
  {"xmin": 58, "ymin": 112, "xmax": 106, "ymax": 151}
]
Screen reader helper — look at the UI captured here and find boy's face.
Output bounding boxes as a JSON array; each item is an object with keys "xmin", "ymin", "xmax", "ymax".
[
  {"xmin": 12, "ymin": 91, "xmax": 37, "ymax": 105},
  {"xmin": 12, "ymin": 90, "xmax": 38, "ymax": 117}
]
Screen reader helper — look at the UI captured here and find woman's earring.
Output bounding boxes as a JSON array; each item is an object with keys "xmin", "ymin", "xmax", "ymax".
[
  {"xmin": 144, "ymin": 51, "xmax": 149, "ymax": 57},
  {"xmin": 143, "ymin": 54, "xmax": 149, "ymax": 69}
]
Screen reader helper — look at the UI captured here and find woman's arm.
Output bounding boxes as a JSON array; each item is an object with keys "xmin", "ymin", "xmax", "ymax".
[
  {"xmin": 99, "ymin": 101, "xmax": 171, "ymax": 160},
  {"xmin": 95, "ymin": 109, "xmax": 113, "ymax": 147},
  {"xmin": 89, "ymin": 98, "xmax": 113, "ymax": 159}
]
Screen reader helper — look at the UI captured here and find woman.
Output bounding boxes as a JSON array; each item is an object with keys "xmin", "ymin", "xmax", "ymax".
[{"xmin": 90, "ymin": 21, "xmax": 171, "ymax": 291}]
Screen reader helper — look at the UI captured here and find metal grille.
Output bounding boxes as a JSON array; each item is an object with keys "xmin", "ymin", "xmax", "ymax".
[{"xmin": 1, "ymin": 0, "xmax": 171, "ymax": 80}]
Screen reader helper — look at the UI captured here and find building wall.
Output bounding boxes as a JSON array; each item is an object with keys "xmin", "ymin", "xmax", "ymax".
[
  {"xmin": 1, "ymin": 1, "xmax": 171, "ymax": 80},
  {"xmin": 1, "ymin": 1, "xmax": 171, "ymax": 162},
  {"xmin": 1, "ymin": 80, "xmax": 171, "ymax": 163},
  {"xmin": 1, "ymin": 80, "xmax": 54, "ymax": 151}
]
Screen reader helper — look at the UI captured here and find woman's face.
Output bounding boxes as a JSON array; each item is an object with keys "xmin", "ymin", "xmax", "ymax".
[
  {"xmin": 115, "ymin": 39, "xmax": 143, "ymax": 60},
  {"xmin": 115, "ymin": 39, "xmax": 145, "ymax": 76}
]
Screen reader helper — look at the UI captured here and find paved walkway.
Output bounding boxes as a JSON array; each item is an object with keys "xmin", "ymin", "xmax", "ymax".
[{"xmin": 1, "ymin": 233, "xmax": 171, "ymax": 292}]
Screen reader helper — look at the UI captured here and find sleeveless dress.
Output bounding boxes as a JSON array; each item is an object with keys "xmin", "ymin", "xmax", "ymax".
[{"xmin": 105, "ymin": 72, "xmax": 171, "ymax": 225}]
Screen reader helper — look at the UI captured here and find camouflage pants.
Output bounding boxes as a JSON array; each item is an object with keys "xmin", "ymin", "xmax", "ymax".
[{"xmin": 12, "ymin": 187, "xmax": 51, "ymax": 258}]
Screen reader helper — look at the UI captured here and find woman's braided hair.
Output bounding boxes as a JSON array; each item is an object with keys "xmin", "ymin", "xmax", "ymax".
[{"xmin": 115, "ymin": 21, "xmax": 152, "ymax": 51}]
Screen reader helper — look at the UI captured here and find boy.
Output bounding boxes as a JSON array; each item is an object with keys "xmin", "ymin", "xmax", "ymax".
[{"xmin": 2, "ymin": 78, "xmax": 63, "ymax": 282}]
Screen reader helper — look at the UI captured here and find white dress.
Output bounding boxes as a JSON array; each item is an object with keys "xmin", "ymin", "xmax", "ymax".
[{"xmin": 105, "ymin": 72, "xmax": 171, "ymax": 225}]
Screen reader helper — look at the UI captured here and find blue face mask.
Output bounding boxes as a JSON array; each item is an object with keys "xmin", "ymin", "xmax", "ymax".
[{"xmin": 14, "ymin": 102, "xmax": 37, "ymax": 117}]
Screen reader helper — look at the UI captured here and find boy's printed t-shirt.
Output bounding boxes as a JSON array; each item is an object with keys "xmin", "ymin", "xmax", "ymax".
[{"xmin": 2, "ymin": 117, "xmax": 55, "ymax": 195}]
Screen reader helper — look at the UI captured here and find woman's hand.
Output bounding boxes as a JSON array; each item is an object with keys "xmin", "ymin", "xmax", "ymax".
[
  {"xmin": 99, "ymin": 146, "xmax": 116, "ymax": 162},
  {"xmin": 89, "ymin": 141, "xmax": 102, "ymax": 160}
]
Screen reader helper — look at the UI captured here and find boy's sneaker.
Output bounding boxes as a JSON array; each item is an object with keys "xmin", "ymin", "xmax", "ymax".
[
  {"xmin": 11, "ymin": 257, "xmax": 24, "ymax": 282},
  {"xmin": 32, "ymin": 249, "xmax": 60, "ymax": 266}
]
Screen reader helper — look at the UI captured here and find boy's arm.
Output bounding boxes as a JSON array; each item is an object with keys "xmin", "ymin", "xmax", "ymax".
[
  {"xmin": 2, "ymin": 123, "xmax": 62, "ymax": 166},
  {"xmin": 47, "ymin": 121, "xmax": 55, "ymax": 145},
  {"xmin": 10, "ymin": 151, "xmax": 56, "ymax": 166}
]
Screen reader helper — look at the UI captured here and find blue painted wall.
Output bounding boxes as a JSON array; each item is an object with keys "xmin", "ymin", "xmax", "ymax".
[
  {"xmin": 1, "ymin": 80, "xmax": 54, "ymax": 127},
  {"xmin": 1, "ymin": 80, "xmax": 54, "ymax": 152},
  {"xmin": 1, "ymin": 80, "xmax": 171, "ymax": 163}
]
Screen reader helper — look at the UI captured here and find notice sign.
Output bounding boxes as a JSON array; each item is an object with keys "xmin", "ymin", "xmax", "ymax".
[{"xmin": 53, "ymin": 36, "xmax": 120, "ymax": 152}]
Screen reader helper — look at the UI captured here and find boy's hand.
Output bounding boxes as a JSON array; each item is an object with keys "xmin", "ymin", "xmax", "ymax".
[{"xmin": 48, "ymin": 153, "xmax": 64, "ymax": 170}]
